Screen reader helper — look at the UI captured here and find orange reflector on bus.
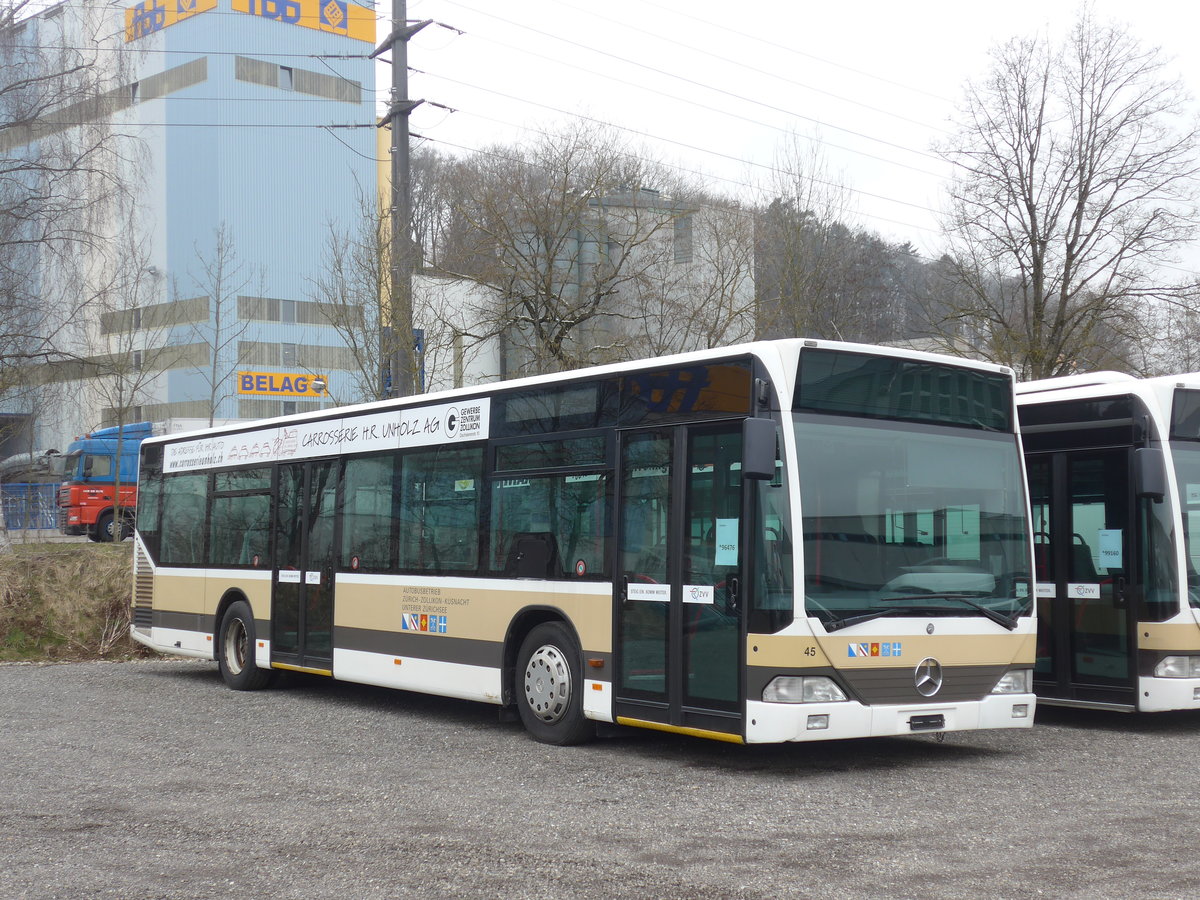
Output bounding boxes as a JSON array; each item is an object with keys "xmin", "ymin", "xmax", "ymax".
[
  {"xmin": 587, "ymin": 658, "xmax": 604, "ymax": 668},
  {"xmin": 394, "ymin": 658, "xmax": 403, "ymax": 665},
  {"xmin": 592, "ymin": 683, "xmax": 602, "ymax": 691}
]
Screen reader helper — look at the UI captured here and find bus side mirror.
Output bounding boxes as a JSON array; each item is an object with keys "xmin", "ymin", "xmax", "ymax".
[
  {"xmin": 1134, "ymin": 447, "xmax": 1166, "ymax": 502},
  {"xmin": 743, "ymin": 417, "xmax": 776, "ymax": 480}
]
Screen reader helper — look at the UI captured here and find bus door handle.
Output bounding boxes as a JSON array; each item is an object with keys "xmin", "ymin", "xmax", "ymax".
[
  {"xmin": 621, "ymin": 574, "xmax": 629, "ymax": 602},
  {"xmin": 1115, "ymin": 576, "xmax": 1127, "ymax": 608},
  {"xmin": 727, "ymin": 575, "xmax": 741, "ymax": 614}
]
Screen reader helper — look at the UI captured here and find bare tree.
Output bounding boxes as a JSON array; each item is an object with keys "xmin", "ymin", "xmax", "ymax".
[
  {"xmin": 78, "ymin": 209, "xmax": 188, "ymax": 539},
  {"xmin": 930, "ymin": 12, "xmax": 1200, "ymax": 379},
  {"xmin": 411, "ymin": 145, "xmax": 467, "ymax": 271},
  {"xmin": 753, "ymin": 132, "xmax": 880, "ymax": 342},
  {"xmin": 185, "ymin": 223, "xmax": 258, "ymax": 424},
  {"xmin": 1142, "ymin": 302, "xmax": 1200, "ymax": 374},
  {"xmin": 0, "ymin": 0, "xmax": 135, "ymax": 396},
  {"xmin": 308, "ymin": 189, "xmax": 404, "ymax": 403},
  {"xmin": 431, "ymin": 122, "xmax": 700, "ymax": 376},
  {"xmin": 623, "ymin": 198, "xmax": 757, "ymax": 357},
  {"xmin": 313, "ymin": 171, "xmax": 509, "ymax": 400}
]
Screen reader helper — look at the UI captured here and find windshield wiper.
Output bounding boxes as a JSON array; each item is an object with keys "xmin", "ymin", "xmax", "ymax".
[
  {"xmin": 879, "ymin": 593, "xmax": 1019, "ymax": 631},
  {"xmin": 822, "ymin": 606, "xmax": 919, "ymax": 633}
]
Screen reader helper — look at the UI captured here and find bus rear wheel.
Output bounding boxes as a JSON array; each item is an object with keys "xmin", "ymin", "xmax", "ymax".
[
  {"xmin": 516, "ymin": 622, "xmax": 593, "ymax": 745},
  {"xmin": 218, "ymin": 600, "xmax": 274, "ymax": 691}
]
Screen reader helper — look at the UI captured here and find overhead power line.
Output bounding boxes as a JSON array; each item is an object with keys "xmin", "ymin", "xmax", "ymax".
[{"xmin": 437, "ymin": 0, "xmax": 945, "ymax": 166}]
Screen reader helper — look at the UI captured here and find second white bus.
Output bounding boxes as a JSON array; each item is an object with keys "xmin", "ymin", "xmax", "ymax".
[{"xmin": 1019, "ymin": 371, "xmax": 1200, "ymax": 711}]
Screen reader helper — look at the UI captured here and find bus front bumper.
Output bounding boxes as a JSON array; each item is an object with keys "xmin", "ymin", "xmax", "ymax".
[
  {"xmin": 1138, "ymin": 675, "xmax": 1200, "ymax": 712},
  {"xmin": 744, "ymin": 693, "xmax": 1036, "ymax": 742}
]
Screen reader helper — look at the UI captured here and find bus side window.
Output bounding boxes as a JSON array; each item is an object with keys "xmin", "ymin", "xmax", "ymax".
[
  {"xmin": 491, "ymin": 473, "xmax": 608, "ymax": 579},
  {"xmin": 398, "ymin": 447, "xmax": 482, "ymax": 573},
  {"xmin": 159, "ymin": 473, "xmax": 208, "ymax": 566},
  {"xmin": 209, "ymin": 494, "xmax": 270, "ymax": 567},
  {"xmin": 342, "ymin": 456, "xmax": 397, "ymax": 571}
]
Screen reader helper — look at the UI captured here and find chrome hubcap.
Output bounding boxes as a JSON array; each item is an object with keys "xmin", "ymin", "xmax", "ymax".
[
  {"xmin": 224, "ymin": 618, "xmax": 247, "ymax": 676},
  {"xmin": 524, "ymin": 644, "xmax": 571, "ymax": 723}
]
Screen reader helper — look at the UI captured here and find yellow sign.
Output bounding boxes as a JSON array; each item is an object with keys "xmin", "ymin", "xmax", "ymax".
[
  {"xmin": 238, "ymin": 372, "xmax": 329, "ymax": 397},
  {"xmin": 125, "ymin": 0, "xmax": 217, "ymax": 42},
  {"xmin": 231, "ymin": 0, "xmax": 375, "ymax": 43}
]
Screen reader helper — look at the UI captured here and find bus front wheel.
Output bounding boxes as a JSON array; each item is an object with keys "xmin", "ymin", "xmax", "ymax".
[
  {"xmin": 218, "ymin": 600, "xmax": 274, "ymax": 691},
  {"xmin": 515, "ymin": 622, "xmax": 593, "ymax": 745}
]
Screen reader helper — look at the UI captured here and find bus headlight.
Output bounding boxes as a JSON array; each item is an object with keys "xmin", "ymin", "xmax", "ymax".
[
  {"xmin": 1153, "ymin": 656, "xmax": 1200, "ymax": 678},
  {"xmin": 763, "ymin": 676, "xmax": 847, "ymax": 703},
  {"xmin": 991, "ymin": 669, "xmax": 1032, "ymax": 694}
]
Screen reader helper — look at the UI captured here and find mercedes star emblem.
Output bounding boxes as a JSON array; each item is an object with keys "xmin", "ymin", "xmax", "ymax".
[{"xmin": 914, "ymin": 657, "xmax": 944, "ymax": 697}]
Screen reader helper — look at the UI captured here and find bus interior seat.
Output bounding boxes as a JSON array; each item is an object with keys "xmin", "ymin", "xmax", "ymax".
[
  {"xmin": 1070, "ymin": 535, "xmax": 1098, "ymax": 580},
  {"xmin": 505, "ymin": 532, "xmax": 559, "ymax": 578},
  {"xmin": 804, "ymin": 529, "xmax": 887, "ymax": 592},
  {"xmin": 1033, "ymin": 540, "xmax": 1052, "ymax": 580}
]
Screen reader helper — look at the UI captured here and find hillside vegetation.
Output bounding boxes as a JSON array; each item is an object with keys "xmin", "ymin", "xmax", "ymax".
[{"xmin": 0, "ymin": 542, "xmax": 146, "ymax": 661}]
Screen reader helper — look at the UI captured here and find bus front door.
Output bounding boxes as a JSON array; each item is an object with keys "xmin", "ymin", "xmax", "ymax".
[
  {"xmin": 272, "ymin": 460, "xmax": 339, "ymax": 674},
  {"xmin": 614, "ymin": 423, "xmax": 745, "ymax": 739},
  {"xmin": 1028, "ymin": 449, "xmax": 1137, "ymax": 708}
]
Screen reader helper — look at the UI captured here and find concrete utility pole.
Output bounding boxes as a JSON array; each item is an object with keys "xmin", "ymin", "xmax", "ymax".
[{"xmin": 372, "ymin": 0, "xmax": 429, "ymax": 398}]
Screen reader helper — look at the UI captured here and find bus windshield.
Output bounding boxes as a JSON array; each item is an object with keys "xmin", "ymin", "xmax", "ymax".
[
  {"xmin": 796, "ymin": 416, "xmax": 1032, "ymax": 630},
  {"xmin": 1170, "ymin": 442, "xmax": 1200, "ymax": 608}
]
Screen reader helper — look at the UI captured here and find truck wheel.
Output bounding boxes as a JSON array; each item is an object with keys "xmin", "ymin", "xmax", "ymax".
[
  {"xmin": 91, "ymin": 512, "xmax": 113, "ymax": 542},
  {"xmin": 94, "ymin": 511, "xmax": 132, "ymax": 541},
  {"xmin": 218, "ymin": 600, "xmax": 274, "ymax": 690},
  {"xmin": 516, "ymin": 622, "xmax": 593, "ymax": 745}
]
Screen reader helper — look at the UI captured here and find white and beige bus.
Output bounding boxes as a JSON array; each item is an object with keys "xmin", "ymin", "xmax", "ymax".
[
  {"xmin": 131, "ymin": 339, "xmax": 1037, "ymax": 744},
  {"xmin": 1018, "ymin": 371, "xmax": 1200, "ymax": 711}
]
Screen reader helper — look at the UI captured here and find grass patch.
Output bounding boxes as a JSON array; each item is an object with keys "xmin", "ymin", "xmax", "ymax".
[{"xmin": 0, "ymin": 542, "xmax": 149, "ymax": 661}]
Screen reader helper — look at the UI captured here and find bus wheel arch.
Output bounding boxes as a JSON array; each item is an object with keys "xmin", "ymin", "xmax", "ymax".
[
  {"xmin": 216, "ymin": 593, "xmax": 274, "ymax": 691},
  {"xmin": 507, "ymin": 611, "xmax": 593, "ymax": 745}
]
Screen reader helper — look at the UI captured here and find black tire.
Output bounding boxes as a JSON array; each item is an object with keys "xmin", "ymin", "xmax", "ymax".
[
  {"xmin": 515, "ymin": 622, "xmax": 593, "ymax": 745},
  {"xmin": 94, "ymin": 511, "xmax": 131, "ymax": 542},
  {"xmin": 90, "ymin": 513, "xmax": 111, "ymax": 542},
  {"xmin": 217, "ymin": 600, "xmax": 274, "ymax": 690}
]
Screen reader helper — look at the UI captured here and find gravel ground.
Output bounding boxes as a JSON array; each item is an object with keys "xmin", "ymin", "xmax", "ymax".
[{"xmin": 0, "ymin": 659, "xmax": 1197, "ymax": 899}]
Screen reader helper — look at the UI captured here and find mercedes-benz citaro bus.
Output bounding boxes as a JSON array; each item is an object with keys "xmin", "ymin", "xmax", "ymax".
[
  {"xmin": 130, "ymin": 339, "xmax": 1037, "ymax": 745},
  {"xmin": 1019, "ymin": 370, "xmax": 1200, "ymax": 712}
]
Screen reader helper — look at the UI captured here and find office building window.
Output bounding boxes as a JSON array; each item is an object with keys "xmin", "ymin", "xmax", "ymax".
[{"xmin": 673, "ymin": 214, "xmax": 693, "ymax": 264}]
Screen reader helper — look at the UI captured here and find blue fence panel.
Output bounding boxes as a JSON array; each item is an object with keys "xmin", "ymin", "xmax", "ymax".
[{"xmin": 1, "ymin": 483, "xmax": 59, "ymax": 530}]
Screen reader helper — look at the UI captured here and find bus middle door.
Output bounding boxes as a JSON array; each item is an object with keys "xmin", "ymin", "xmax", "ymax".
[{"xmin": 272, "ymin": 460, "xmax": 339, "ymax": 674}]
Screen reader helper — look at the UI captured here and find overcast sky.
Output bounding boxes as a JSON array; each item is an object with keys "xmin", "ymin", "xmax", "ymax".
[{"xmin": 393, "ymin": 0, "xmax": 1200, "ymax": 263}]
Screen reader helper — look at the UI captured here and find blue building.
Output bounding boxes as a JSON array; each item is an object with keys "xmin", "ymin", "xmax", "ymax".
[{"xmin": 8, "ymin": 0, "xmax": 378, "ymax": 447}]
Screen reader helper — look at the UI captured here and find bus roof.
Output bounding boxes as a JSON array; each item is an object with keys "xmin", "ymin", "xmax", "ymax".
[{"xmin": 140, "ymin": 338, "xmax": 1017, "ymax": 449}]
